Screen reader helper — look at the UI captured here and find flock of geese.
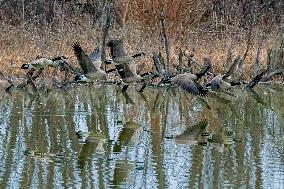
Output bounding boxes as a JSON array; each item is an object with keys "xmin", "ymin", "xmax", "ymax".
[{"xmin": 2, "ymin": 39, "xmax": 274, "ymax": 97}]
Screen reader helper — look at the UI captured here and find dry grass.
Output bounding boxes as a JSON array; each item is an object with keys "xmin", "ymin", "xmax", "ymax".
[
  {"xmin": 0, "ymin": 0, "xmax": 281, "ymax": 81},
  {"xmin": 0, "ymin": 22, "xmax": 275, "ymax": 80}
]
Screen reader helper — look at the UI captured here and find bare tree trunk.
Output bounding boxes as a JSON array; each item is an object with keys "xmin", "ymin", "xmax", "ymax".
[
  {"xmin": 251, "ymin": 34, "xmax": 263, "ymax": 78},
  {"xmin": 159, "ymin": 11, "xmax": 170, "ymax": 71},
  {"xmin": 242, "ymin": 26, "xmax": 253, "ymax": 62},
  {"xmin": 224, "ymin": 40, "xmax": 233, "ymax": 70},
  {"xmin": 101, "ymin": 1, "xmax": 112, "ymax": 71}
]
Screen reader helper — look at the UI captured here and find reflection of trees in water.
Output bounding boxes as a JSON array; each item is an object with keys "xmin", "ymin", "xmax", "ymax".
[{"xmin": 0, "ymin": 85, "xmax": 284, "ymax": 188}]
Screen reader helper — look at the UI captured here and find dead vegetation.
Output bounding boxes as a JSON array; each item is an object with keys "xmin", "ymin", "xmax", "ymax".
[{"xmin": 0, "ymin": 0, "xmax": 283, "ymax": 81}]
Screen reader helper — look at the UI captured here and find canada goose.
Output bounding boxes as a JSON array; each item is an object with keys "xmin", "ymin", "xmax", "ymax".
[
  {"xmin": 153, "ymin": 52, "xmax": 211, "ymax": 96},
  {"xmin": 73, "ymin": 42, "xmax": 106, "ymax": 81},
  {"xmin": 21, "ymin": 57, "xmax": 58, "ymax": 69},
  {"xmin": 172, "ymin": 73, "xmax": 208, "ymax": 96},
  {"xmin": 167, "ymin": 64, "xmax": 210, "ymax": 96},
  {"xmin": 260, "ymin": 69, "xmax": 282, "ymax": 82},
  {"xmin": 106, "ymin": 39, "xmax": 144, "ymax": 91},
  {"xmin": 205, "ymin": 56, "xmax": 246, "ymax": 92},
  {"xmin": 151, "ymin": 50, "xmax": 210, "ymax": 96},
  {"xmin": 205, "ymin": 74, "xmax": 243, "ymax": 91},
  {"xmin": 106, "ymin": 39, "xmax": 142, "ymax": 80}
]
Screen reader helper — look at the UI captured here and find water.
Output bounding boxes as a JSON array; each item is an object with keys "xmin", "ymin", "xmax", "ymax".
[{"xmin": 0, "ymin": 84, "xmax": 284, "ymax": 188}]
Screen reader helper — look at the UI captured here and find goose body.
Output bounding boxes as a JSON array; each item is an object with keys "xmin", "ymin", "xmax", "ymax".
[{"xmin": 21, "ymin": 58, "xmax": 58, "ymax": 69}]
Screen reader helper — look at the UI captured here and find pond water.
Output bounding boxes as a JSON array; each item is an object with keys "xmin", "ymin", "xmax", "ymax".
[{"xmin": 0, "ymin": 84, "xmax": 284, "ymax": 188}]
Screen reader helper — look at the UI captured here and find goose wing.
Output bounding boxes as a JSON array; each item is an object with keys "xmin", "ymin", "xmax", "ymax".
[
  {"xmin": 116, "ymin": 62, "xmax": 136, "ymax": 79},
  {"xmin": 128, "ymin": 60, "xmax": 138, "ymax": 75},
  {"xmin": 73, "ymin": 42, "xmax": 97, "ymax": 74},
  {"xmin": 89, "ymin": 47, "xmax": 101, "ymax": 61},
  {"xmin": 206, "ymin": 75, "xmax": 222, "ymax": 91},
  {"xmin": 172, "ymin": 75, "xmax": 205, "ymax": 96},
  {"xmin": 89, "ymin": 47, "xmax": 102, "ymax": 70}
]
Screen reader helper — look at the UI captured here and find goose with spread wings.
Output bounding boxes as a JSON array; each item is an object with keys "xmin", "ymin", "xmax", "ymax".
[
  {"xmin": 106, "ymin": 39, "xmax": 146, "ymax": 91},
  {"xmin": 170, "ymin": 64, "xmax": 210, "ymax": 97},
  {"xmin": 73, "ymin": 42, "xmax": 106, "ymax": 81}
]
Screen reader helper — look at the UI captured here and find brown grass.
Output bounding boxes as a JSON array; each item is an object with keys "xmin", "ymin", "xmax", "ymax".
[
  {"xmin": 0, "ymin": 23, "xmax": 274, "ymax": 79},
  {"xmin": 0, "ymin": 0, "xmax": 281, "ymax": 81}
]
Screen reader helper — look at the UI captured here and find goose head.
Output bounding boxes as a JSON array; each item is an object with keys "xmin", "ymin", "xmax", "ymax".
[{"xmin": 21, "ymin": 63, "xmax": 34, "ymax": 69}]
